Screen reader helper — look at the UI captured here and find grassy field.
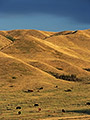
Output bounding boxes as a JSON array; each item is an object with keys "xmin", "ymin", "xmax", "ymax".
[{"xmin": 0, "ymin": 81, "xmax": 90, "ymax": 119}]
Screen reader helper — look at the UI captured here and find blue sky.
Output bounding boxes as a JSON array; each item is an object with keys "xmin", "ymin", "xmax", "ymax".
[{"xmin": 0, "ymin": 0, "xmax": 90, "ymax": 31}]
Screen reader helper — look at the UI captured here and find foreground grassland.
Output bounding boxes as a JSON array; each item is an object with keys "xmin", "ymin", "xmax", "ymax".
[{"xmin": 0, "ymin": 82, "xmax": 90, "ymax": 120}]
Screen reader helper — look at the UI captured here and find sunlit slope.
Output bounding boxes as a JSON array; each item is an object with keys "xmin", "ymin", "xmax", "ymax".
[
  {"xmin": 0, "ymin": 51, "xmax": 62, "ymax": 91},
  {"xmin": 0, "ymin": 29, "xmax": 90, "ymax": 82},
  {"xmin": 45, "ymin": 30, "xmax": 90, "ymax": 61}
]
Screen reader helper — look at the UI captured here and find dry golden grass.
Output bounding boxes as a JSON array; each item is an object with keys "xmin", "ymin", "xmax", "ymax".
[{"xmin": 0, "ymin": 29, "xmax": 90, "ymax": 119}]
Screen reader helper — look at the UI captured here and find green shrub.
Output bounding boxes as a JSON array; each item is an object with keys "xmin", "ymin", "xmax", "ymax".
[
  {"xmin": 5, "ymin": 36, "xmax": 15, "ymax": 42},
  {"xmin": 83, "ymin": 68, "xmax": 90, "ymax": 72},
  {"xmin": 47, "ymin": 71, "xmax": 81, "ymax": 82}
]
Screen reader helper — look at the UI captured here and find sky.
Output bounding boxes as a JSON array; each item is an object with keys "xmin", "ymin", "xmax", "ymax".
[{"xmin": 0, "ymin": 0, "xmax": 90, "ymax": 32}]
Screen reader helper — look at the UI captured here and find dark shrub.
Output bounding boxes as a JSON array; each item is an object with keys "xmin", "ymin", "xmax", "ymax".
[
  {"xmin": 46, "ymin": 71, "xmax": 81, "ymax": 82},
  {"xmin": 5, "ymin": 36, "xmax": 16, "ymax": 42},
  {"xmin": 12, "ymin": 76, "xmax": 16, "ymax": 79},
  {"xmin": 83, "ymin": 68, "xmax": 90, "ymax": 72},
  {"xmin": 9, "ymin": 85, "xmax": 13, "ymax": 87},
  {"xmin": 56, "ymin": 67, "xmax": 63, "ymax": 70}
]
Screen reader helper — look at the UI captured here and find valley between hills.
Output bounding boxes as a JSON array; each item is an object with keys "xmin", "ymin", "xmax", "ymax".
[{"xmin": 0, "ymin": 29, "xmax": 90, "ymax": 119}]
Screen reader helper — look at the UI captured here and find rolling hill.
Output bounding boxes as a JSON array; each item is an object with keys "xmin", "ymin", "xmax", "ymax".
[
  {"xmin": 0, "ymin": 29, "xmax": 90, "ymax": 119},
  {"xmin": 0, "ymin": 29, "xmax": 90, "ymax": 87}
]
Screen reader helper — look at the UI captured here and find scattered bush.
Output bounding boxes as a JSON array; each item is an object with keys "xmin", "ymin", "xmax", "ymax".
[
  {"xmin": 9, "ymin": 85, "xmax": 13, "ymax": 87},
  {"xmin": 5, "ymin": 35, "xmax": 16, "ymax": 42},
  {"xmin": 83, "ymin": 68, "xmax": 90, "ymax": 72},
  {"xmin": 47, "ymin": 71, "xmax": 81, "ymax": 81},
  {"xmin": 12, "ymin": 76, "xmax": 16, "ymax": 79},
  {"xmin": 56, "ymin": 67, "xmax": 63, "ymax": 70},
  {"xmin": 72, "ymin": 30, "xmax": 78, "ymax": 34}
]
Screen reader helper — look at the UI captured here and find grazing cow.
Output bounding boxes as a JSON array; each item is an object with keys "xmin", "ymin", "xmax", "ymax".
[
  {"xmin": 86, "ymin": 102, "xmax": 90, "ymax": 105},
  {"xmin": 64, "ymin": 89, "xmax": 72, "ymax": 92},
  {"xmin": 38, "ymin": 108, "xmax": 41, "ymax": 112},
  {"xmin": 55, "ymin": 86, "xmax": 58, "ymax": 88},
  {"xmin": 62, "ymin": 109, "xmax": 65, "ymax": 113},
  {"xmin": 34, "ymin": 104, "xmax": 39, "ymax": 106},
  {"xmin": 23, "ymin": 89, "xmax": 34, "ymax": 93},
  {"xmin": 27, "ymin": 90, "xmax": 33, "ymax": 92},
  {"xmin": 39, "ymin": 87, "xmax": 43, "ymax": 90},
  {"xmin": 16, "ymin": 106, "xmax": 21, "ymax": 109},
  {"xmin": 18, "ymin": 111, "xmax": 21, "ymax": 115}
]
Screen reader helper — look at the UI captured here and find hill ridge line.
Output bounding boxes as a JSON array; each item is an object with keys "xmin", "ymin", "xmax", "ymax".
[
  {"xmin": 29, "ymin": 35, "xmax": 90, "ymax": 62},
  {"xmin": 27, "ymin": 35, "xmax": 79, "ymax": 59}
]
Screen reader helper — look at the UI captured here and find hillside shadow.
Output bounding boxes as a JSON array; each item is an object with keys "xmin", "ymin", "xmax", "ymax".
[{"xmin": 67, "ymin": 109, "xmax": 90, "ymax": 115}]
